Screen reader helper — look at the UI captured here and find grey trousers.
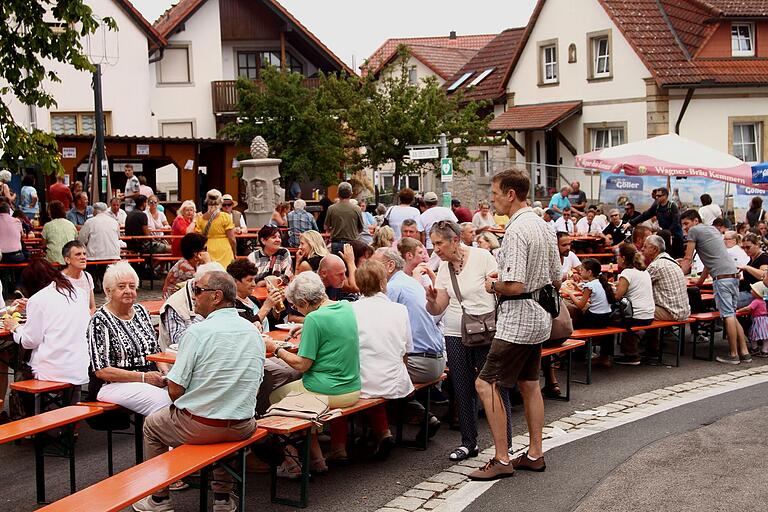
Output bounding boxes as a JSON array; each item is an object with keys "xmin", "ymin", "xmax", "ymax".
[{"xmin": 407, "ymin": 354, "xmax": 446, "ymax": 383}]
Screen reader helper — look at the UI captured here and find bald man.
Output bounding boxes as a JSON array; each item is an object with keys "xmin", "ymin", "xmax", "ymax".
[
  {"xmin": 568, "ymin": 181, "xmax": 587, "ymax": 218},
  {"xmin": 318, "ymin": 254, "xmax": 358, "ymax": 302}
]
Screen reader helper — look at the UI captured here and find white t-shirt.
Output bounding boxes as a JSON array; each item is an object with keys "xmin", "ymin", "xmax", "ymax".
[
  {"xmin": 79, "ymin": 214, "xmax": 121, "ymax": 261},
  {"xmin": 554, "ymin": 216, "xmax": 575, "ymax": 234},
  {"xmin": 387, "ymin": 206, "xmax": 423, "ymax": 240},
  {"xmin": 435, "ymin": 247, "xmax": 498, "ymax": 337},
  {"xmin": 561, "ymin": 252, "xmax": 581, "ymax": 280},
  {"xmin": 582, "ymin": 279, "xmax": 611, "ymax": 314},
  {"xmin": 576, "ymin": 216, "xmax": 607, "ymax": 235},
  {"xmin": 699, "ymin": 204, "xmax": 722, "ymax": 226},
  {"xmin": 352, "ymin": 293, "xmax": 415, "ymax": 399},
  {"xmin": 420, "ymin": 206, "xmax": 458, "ymax": 249},
  {"xmin": 13, "ymin": 283, "xmax": 90, "ymax": 385},
  {"xmin": 66, "ymin": 271, "xmax": 94, "ymax": 296},
  {"xmin": 472, "ymin": 212, "xmax": 497, "ymax": 230},
  {"xmin": 618, "ymin": 268, "xmax": 655, "ymax": 320},
  {"xmin": 105, "ymin": 208, "xmax": 127, "ymax": 225},
  {"xmin": 146, "ymin": 210, "xmax": 168, "ymax": 232}
]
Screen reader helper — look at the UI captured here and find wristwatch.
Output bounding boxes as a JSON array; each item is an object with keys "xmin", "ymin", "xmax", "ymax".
[{"xmin": 274, "ymin": 346, "xmax": 283, "ymax": 358}]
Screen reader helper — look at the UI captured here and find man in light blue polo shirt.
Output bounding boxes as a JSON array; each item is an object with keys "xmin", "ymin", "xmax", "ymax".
[
  {"xmin": 548, "ymin": 186, "xmax": 572, "ymax": 216},
  {"xmin": 135, "ymin": 271, "xmax": 264, "ymax": 512}
]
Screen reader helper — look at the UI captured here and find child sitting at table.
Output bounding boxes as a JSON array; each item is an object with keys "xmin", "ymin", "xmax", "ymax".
[
  {"xmin": 737, "ymin": 281, "xmax": 768, "ymax": 358},
  {"xmin": 562, "ymin": 258, "xmax": 614, "ymax": 328}
]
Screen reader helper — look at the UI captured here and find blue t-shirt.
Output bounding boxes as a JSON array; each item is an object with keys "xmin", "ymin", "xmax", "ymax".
[
  {"xmin": 583, "ymin": 279, "xmax": 611, "ymax": 314},
  {"xmin": 20, "ymin": 186, "xmax": 39, "ymax": 218},
  {"xmin": 548, "ymin": 194, "xmax": 571, "ymax": 212}
]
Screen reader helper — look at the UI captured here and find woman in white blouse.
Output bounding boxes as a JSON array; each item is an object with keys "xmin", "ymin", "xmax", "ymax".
[
  {"xmin": 425, "ymin": 221, "xmax": 511, "ymax": 462},
  {"xmin": 610, "ymin": 243, "xmax": 655, "ymax": 366},
  {"xmin": 351, "ymin": 260, "xmax": 414, "ymax": 458},
  {"xmin": 471, "ymin": 200, "xmax": 497, "ymax": 233},
  {"xmin": 3, "ymin": 259, "xmax": 90, "ymax": 401},
  {"xmin": 145, "ymin": 195, "xmax": 169, "ymax": 233}
]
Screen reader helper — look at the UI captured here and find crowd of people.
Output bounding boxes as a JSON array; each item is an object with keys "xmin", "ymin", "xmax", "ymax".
[{"xmin": 2, "ymin": 165, "xmax": 768, "ymax": 507}]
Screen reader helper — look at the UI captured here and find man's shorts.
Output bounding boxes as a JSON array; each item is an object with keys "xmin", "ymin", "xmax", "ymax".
[
  {"xmin": 477, "ymin": 339, "xmax": 541, "ymax": 388},
  {"xmin": 713, "ymin": 277, "xmax": 739, "ymax": 319}
]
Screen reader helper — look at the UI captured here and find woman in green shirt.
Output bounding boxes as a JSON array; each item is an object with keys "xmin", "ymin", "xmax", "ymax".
[
  {"xmin": 266, "ymin": 271, "xmax": 361, "ymax": 471},
  {"xmin": 42, "ymin": 200, "xmax": 78, "ymax": 265}
]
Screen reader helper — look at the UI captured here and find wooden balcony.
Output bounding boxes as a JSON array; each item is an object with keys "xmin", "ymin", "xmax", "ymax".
[{"xmin": 211, "ymin": 78, "xmax": 322, "ymax": 114}]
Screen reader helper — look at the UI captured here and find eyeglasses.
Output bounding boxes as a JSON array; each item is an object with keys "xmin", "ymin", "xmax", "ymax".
[
  {"xmin": 193, "ymin": 286, "xmax": 218, "ymax": 296},
  {"xmin": 222, "ymin": 203, "xmax": 233, "ymax": 207},
  {"xmin": 148, "ymin": 201, "xmax": 158, "ymax": 205}
]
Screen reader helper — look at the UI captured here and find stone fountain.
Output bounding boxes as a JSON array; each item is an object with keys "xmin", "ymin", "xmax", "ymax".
[{"xmin": 241, "ymin": 136, "xmax": 285, "ymax": 228}]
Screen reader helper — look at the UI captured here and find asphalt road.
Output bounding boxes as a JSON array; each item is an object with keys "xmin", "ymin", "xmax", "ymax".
[{"xmin": 468, "ymin": 381, "xmax": 768, "ymax": 512}]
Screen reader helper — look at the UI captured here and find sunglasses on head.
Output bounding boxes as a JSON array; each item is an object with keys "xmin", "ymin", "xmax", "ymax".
[{"xmin": 149, "ymin": 201, "xmax": 158, "ymax": 205}]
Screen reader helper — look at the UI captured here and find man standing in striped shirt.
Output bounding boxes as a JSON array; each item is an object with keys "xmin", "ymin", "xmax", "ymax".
[{"xmin": 469, "ymin": 170, "xmax": 561, "ymax": 481}]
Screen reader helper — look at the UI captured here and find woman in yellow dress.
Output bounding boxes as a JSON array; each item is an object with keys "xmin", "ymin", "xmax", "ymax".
[{"xmin": 195, "ymin": 189, "xmax": 236, "ymax": 267}]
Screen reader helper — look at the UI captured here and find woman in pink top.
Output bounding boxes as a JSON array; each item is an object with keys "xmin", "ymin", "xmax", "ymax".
[{"xmin": 0, "ymin": 201, "xmax": 26, "ymax": 263}]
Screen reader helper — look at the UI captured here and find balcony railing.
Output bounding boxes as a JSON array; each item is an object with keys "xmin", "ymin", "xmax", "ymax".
[{"xmin": 211, "ymin": 78, "xmax": 322, "ymax": 114}]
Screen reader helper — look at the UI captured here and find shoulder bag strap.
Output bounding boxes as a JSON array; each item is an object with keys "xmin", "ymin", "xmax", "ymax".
[
  {"xmin": 447, "ymin": 263, "xmax": 466, "ymax": 315},
  {"xmin": 202, "ymin": 210, "xmax": 220, "ymax": 238}
]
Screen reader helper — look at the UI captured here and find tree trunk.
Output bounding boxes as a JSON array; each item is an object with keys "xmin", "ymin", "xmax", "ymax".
[{"xmin": 391, "ymin": 158, "xmax": 402, "ymax": 205}]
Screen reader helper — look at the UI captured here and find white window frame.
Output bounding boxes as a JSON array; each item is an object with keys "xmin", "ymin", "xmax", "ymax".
[
  {"xmin": 157, "ymin": 44, "xmax": 193, "ymax": 85},
  {"xmin": 479, "ymin": 150, "xmax": 490, "ymax": 177},
  {"xmin": 593, "ymin": 36, "xmax": 610, "ymax": 77},
  {"xmin": 408, "ymin": 66, "xmax": 418, "ymax": 85},
  {"xmin": 591, "ymin": 127, "xmax": 624, "ymax": 151},
  {"xmin": 731, "ymin": 23, "xmax": 755, "ymax": 57},
  {"xmin": 50, "ymin": 112, "xmax": 111, "ymax": 135},
  {"xmin": 733, "ymin": 122, "xmax": 762, "ymax": 163},
  {"xmin": 542, "ymin": 45, "xmax": 558, "ymax": 84}
]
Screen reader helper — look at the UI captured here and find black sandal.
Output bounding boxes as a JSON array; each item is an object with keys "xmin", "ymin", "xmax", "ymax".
[{"xmin": 449, "ymin": 445, "xmax": 479, "ymax": 461}]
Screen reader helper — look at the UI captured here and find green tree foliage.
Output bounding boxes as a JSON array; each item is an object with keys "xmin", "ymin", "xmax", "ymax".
[
  {"xmin": 350, "ymin": 46, "xmax": 491, "ymax": 198},
  {"xmin": 221, "ymin": 66, "xmax": 353, "ymax": 186},
  {"xmin": 0, "ymin": 0, "xmax": 116, "ymax": 174},
  {"xmin": 224, "ymin": 46, "xmax": 490, "ymax": 196}
]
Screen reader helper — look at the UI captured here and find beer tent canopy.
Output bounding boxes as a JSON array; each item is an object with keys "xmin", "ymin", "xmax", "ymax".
[{"xmin": 575, "ymin": 134, "xmax": 767, "ymax": 190}]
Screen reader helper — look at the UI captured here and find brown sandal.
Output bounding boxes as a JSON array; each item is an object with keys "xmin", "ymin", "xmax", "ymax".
[{"xmin": 541, "ymin": 383, "xmax": 561, "ymax": 398}]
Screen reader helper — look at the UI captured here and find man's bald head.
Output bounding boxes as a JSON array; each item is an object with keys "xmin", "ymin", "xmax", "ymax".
[{"xmin": 318, "ymin": 254, "xmax": 346, "ymax": 288}]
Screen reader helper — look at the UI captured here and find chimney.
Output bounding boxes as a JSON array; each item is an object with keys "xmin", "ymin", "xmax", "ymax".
[{"xmin": 449, "ymin": 31, "xmax": 457, "ymax": 39}]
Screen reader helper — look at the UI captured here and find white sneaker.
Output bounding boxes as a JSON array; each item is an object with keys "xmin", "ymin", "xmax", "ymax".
[
  {"xmin": 132, "ymin": 495, "xmax": 174, "ymax": 512},
  {"xmin": 212, "ymin": 496, "xmax": 238, "ymax": 512}
]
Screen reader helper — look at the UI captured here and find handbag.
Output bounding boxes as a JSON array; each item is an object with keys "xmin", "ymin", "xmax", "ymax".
[
  {"xmin": 448, "ymin": 263, "xmax": 496, "ymax": 347},
  {"xmin": 609, "ymin": 297, "xmax": 634, "ymax": 326},
  {"xmin": 263, "ymin": 391, "xmax": 342, "ymax": 427}
]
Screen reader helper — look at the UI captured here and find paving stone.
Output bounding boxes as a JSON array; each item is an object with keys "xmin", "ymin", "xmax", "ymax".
[
  {"xmin": 442, "ymin": 489, "xmax": 456, "ymax": 498},
  {"xmin": 428, "ymin": 472, "xmax": 467, "ymax": 486},
  {"xmin": 415, "ymin": 482, "xmax": 449, "ymax": 493},
  {"xmin": 667, "ymin": 384, "xmax": 688, "ymax": 392},
  {"xmin": 653, "ymin": 388, "xmax": 676, "ymax": 396},
  {"xmin": 600, "ymin": 404, "xmax": 623, "ymax": 413},
  {"xmin": 384, "ymin": 497, "xmax": 425, "ymax": 511},
  {"xmin": 377, "ymin": 508, "xmax": 406, "ymax": 512},
  {"xmin": 404, "ymin": 490, "xmax": 436, "ymax": 500},
  {"xmin": 511, "ymin": 435, "xmax": 529, "ymax": 446},
  {"xmin": 715, "ymin": 373, "xmax": 737, "ymax": 381},
  {"xmin": 560, "ymin": 415, "xmax": 587, "ymax": 425},
  {"xmin": 549, "ymin": 420, "xmax": 573, "ymax": 430},
  {"xmin": 458, "ymin": 458, "xmax": 487, "ymax": 468},
  {"xmin": 625, "ymin": 396, "xmax": 649, "ymax": 405},
  {"xmin": 476, "ymin": 452, "xmax": 493, "ymax": 462},
  {"xmin": 422, "ymin": 499, "xmax": 446, "ymax": 510},
  {"xmin": 637, "ymin": 392, "xmax": 658, "ymax": 400},
  {"xmin": 615, "ymin": 399, "xmax": 636, "ymax": 407},
  {"xmin": 728, "ymin": 370, "xmax": 749, "ymax": 377},
  {"xmin": 446, "ymin": 464, "xmax": 475, "ymax": 476},
  {"xmin": 607, "ymin": 402, "xmax": 628, "ymax": 411}
]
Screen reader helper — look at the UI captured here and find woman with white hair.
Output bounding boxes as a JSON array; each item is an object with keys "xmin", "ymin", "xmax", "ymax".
[
  {"xmin": 475, "ymin": 232, "xmax": 500, "ymax": 256},
  {"xmin": 265, "ymin": 271, "xmax": 361, "ymax": 469},
  {"xmin": 171, "ymin": 200, "xmax": 197, "ymax": 257},
  {"xmin": 87, "ymin": 262, "xmax": 171, "ymax": 416},
  {"xmin": 195, "ymin": 189, "xmax": 236, "ymax": 267},
  {"xmin": 0, "ymin": 170, "xmax": 16, "ymax": 205},
  {"xmin": 472, "ymin": 200, "xmax": 497, "ymax": 233}
]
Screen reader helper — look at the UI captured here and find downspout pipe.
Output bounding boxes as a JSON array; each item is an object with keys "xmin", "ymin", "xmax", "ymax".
[
  {"xmin": 148, "ymin": 47, "xmax": 164, "ymax": 64},
  {"xmin": 675, "ymin": 88, "xmax": 695, "ymax": 135}
]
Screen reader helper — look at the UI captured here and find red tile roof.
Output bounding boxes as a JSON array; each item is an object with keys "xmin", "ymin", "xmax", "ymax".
[
  {"xmin": 698, "ymin": 0, "xmax": 768, "ymax": 16},
  {"xmin": 443, "ymin": 27, "xmax": 526, "ymax": 103},
  {"xmin": 363, "ymin": 34, "xmax": 496, "ymax": 77},
  {"xmin": 488, "ymin": 101, "xmax": 582, "ymax": 131},
  {"xmin": 153, "ymin": 0, "xmax": 353, "ymax": 75},
  {"xmin": 599, "ymin": 0, "xmax": 768, "ymax": 86},
  {"xmin": 113, "ymin": 0, "xmax": 167, "ymax": 48}
]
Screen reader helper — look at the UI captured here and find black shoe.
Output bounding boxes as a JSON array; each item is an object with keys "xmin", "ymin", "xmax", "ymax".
[
  {"xmin": 372, "ymin": 434, "xmax": 395, "ymax": 461},
  {"xmin": 430, "ymin": 389, "xmax": 449, "ymax": 405},
  {"xmin": 448, "ymin": 445, "xmax": 479, "ymax": 461}
]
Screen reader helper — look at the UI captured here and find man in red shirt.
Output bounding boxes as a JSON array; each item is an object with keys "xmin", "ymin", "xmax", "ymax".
[
  {"xmin": 451, "ymin": 198, "xmax": 473, "ymax": 224},
  {"xmin": 48, "ymin": 175, "xmax": 73, "ymax": 210}
]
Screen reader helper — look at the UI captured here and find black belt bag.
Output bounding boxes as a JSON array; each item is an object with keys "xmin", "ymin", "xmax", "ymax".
[{"xmin": 497, "ymin": 283, "xmax": 560, "ymax": 317}]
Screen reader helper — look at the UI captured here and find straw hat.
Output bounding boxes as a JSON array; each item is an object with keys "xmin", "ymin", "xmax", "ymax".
[
  {"xmin": 750, "ymin": 281, "xmax": 766, "ymax": 298},
  {"xmin": 222, "ymin": 193, "xmax": 238, "ymax": 207}
]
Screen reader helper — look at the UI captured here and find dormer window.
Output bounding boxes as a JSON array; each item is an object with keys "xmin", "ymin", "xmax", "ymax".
[{"xmin": 731, "ymin": 23, "xmax": 754, "ymax": 57}]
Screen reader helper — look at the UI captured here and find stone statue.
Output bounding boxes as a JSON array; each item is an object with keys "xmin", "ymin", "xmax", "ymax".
[
  {"xmin": 273, "ymin": 178, "xmax": 285, "ymax": 204},
  {"xmin": 248, "ymin": 179, "xmax": 266, "ymax": 212},
  {"xmin": 241, "ymin": 137, "xmax": 283, "ymax": 226},
  {"xmin": 250, "ymin": 136, "xmax": 269, "ymax": 159}
]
